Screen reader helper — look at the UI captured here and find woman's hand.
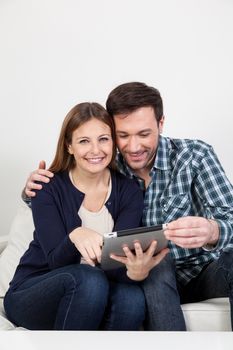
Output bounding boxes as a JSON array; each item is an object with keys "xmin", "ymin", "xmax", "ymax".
[
  {"xmin": 110, "ymin": 241, "xmax": 169, "ymax": 281},
  {"xmin": 69, "ymin": 227, "xmax": 103, "ymax": 266}
]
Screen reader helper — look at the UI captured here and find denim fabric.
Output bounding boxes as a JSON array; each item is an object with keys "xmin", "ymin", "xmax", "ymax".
[
  {"xmin": 217, "ymin": 250, "xmax": 233, "ymax": 327},
  {"xmin": 141, "ymin": 250, "xmax": 233, "ymax": 331},
  {"xmin": 4, "ymin": 264, "xmax": 145, "ymax": 330},
  {"xmin": 178, "ymin": 257, "xmax": 230, "ymax": 304},
  {"xmin": 101, "ymin": 281, "xmax": 145, "ymax": 330},
  {"xmin": 178, "ymin": 250, "xmax": 233, "ymax": 329},
  {"xmin": 141, "ymin": 254, "xmax": 186, "ymax": 331}
]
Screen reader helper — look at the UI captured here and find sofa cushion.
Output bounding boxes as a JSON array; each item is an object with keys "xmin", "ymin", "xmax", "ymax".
[
  {"xmin": 0, "ymin": 203, "xmax": 34, "ymax": 297},
  {"xmin": 0, "ymin": 298, "xmax": 17, "ymax": 330},
  {"xmin": 182, "ymin": 297, "xmax": 231, "ymax": 331}
]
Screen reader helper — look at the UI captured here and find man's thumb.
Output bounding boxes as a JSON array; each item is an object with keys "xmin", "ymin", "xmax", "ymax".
[{"xmin": 39, "ymin": 160, "xmax": 46, "ymax": 170}]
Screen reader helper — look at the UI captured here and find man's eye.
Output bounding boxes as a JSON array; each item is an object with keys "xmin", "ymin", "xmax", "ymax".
[{"xmin": 140, "ymin": 133, "xmax": 150, "ymax": 138}]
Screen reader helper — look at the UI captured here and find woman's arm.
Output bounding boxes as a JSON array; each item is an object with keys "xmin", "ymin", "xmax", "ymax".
[
  {"xmin": 31, "ymin": 182, "xmax": 80, "ymax": 269},
  {"xmin": 32, "ymin": 178, "xmax": 105, "ymax": 268}
]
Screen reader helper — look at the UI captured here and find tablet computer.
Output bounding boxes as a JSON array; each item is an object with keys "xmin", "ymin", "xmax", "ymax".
[{"xmin": 100, "ymin": 224, "xmax": 168, "ymax": 270}]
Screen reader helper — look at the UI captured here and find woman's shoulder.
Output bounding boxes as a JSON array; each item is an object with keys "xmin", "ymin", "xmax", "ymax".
[
  {"xmin": 35, "ymin": 171, "xmax": 70, "ymax": 194},
  {"xmin": 110, "ymin": 169, "xmax": 140, "ymax": 190},
  {"xmin": 110, "ymin": 168, "xmax": 131, "ymax": 181}
]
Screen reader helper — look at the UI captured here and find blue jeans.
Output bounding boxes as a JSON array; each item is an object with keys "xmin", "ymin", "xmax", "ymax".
[
  {"xmin": 141, "ymin": 250, "xmax": 233, "ymax": 331},
  {"xmin": 178, "ymin": 249, "xmax": 233, "ymax": 327},
  {"xmin": 4, "ymin": 264, "xmax": 145, "ymax": 330},
  {"xmin": 141, "ymin": 254, "xmax": 186, "ymax": 331}
]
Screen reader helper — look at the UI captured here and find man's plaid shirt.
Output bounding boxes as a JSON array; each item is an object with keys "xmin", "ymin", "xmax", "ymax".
[{"xmin": 116, "ymin": 135, "xmax": 233, "ymax": 285}]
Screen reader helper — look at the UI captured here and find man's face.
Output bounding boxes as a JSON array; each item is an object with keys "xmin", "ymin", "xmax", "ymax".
[{"xmin": 113, "ymin": 106, "xmax": 164, "ymax": 175}]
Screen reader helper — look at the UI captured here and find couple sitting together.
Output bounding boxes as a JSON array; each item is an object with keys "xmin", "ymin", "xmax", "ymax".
[{"xmin": 3, "ymin": 82, "xmax": 233, "ymax": 331}]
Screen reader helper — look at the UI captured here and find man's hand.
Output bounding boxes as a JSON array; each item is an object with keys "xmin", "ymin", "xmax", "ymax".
[
  {"xmin": 110, "ymin": 241, "xmax": 169, "ymax": 281},
  {"xmin": 164, "ymin": 216, "xmax": 219, "ymax": 249},
  {"xmin": 25, "ymin": 160, "xmax": 54, "ymax": 197}
]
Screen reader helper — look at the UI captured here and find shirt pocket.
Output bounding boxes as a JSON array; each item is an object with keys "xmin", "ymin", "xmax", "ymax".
[{"xmin": 161, "ymin": 193, "xmax": 191, "ymax": 221}]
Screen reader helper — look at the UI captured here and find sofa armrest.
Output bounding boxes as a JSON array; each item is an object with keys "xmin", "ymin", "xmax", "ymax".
[{"xmin": 0, "ymin": 235, "xmax": 9, "ymax": 254}]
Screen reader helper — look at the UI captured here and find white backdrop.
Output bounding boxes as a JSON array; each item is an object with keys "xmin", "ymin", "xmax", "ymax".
[{"xmin": 0, "ymin": 0, "xmax": 232, "ymax": 237}]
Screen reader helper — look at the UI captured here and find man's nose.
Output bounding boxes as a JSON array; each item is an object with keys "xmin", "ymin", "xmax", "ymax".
[{"xmin": 127, "ymin": 136, "xmax": 140, "ymax": 152}]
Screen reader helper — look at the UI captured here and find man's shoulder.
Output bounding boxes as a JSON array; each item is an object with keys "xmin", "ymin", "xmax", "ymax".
[{"xmin": 167, "ymin": 137, "xmax": 213, "ymax": 155}]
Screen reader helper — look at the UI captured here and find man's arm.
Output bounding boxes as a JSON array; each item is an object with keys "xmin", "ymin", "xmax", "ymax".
[{"xmin": 164, "ymin": 145, "xmax": 233, "ymax": 250}]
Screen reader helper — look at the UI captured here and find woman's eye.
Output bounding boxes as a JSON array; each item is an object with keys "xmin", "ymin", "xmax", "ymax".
[
  {"xmin": 79, "ymin": 139, "xmax": 89, "ymax": 144},
  {"xmin": 99, "ymin": 137, "xmax": 110, "ymax": 142}
]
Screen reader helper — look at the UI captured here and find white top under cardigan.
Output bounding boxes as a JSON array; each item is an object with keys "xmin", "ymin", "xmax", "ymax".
[{"xmin": 76, "ymin": 177, "xmax": 114, "ymax": 264}]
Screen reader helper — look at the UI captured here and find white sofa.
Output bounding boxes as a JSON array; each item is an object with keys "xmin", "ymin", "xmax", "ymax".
[{"xmin": 0, "ymin": 203, "xmax": 231, "ymax": 331}]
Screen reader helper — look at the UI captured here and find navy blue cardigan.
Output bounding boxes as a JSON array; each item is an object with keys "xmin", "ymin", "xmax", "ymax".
[{"xmin": 9, "ymin": 170, "xmax": 143, "ymax": 290}]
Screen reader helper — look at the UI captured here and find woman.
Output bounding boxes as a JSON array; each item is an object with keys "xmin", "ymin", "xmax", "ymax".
[{"xmin": 4, "ymin": 102, "xmax": 145, "ymax": 330}]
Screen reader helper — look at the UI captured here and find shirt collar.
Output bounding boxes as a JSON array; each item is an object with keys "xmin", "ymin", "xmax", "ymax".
[
  {"xmin": 116, "ymin": 152, "xmax": 135, "ymax": 178},
  {"xmin": 153, "ymin": 135, "xmax": 172, "ymax": 170}
]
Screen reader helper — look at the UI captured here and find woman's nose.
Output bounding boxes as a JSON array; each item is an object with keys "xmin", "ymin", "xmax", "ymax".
[{"xmin": 90, "ymin": 141, "xmax": 100, "ymax": 154}]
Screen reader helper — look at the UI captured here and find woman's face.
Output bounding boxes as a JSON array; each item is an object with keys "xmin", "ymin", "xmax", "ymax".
[{"xmin": 68, "ymin": 118, "xmax": 113, "ymax": 175}]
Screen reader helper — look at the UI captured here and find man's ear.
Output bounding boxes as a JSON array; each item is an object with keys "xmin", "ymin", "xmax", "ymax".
[{"xmin": 159, "ymin": 116, "xmax": 165, "ymax": 134}]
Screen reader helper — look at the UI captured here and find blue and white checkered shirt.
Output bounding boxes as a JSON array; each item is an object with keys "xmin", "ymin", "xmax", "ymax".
[{"xmin": 116, "ymin": 135, "xmax": 233, "ymax": 285}]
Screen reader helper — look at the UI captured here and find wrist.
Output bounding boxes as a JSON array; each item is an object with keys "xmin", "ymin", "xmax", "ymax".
[
  {"xmin": 69, "ymin": 228, "xmax": 79, "ymax": 244},
  {"xmin": 207, "ymin": 219, "xmax": 219, "ymax": 245},
  {"xmin": 126, "ymin": 269, "xmax": 149, "ymax": 281},
  {"xmin": 202, "ymin": 219, "xmax": 219, "ymax": 251}
]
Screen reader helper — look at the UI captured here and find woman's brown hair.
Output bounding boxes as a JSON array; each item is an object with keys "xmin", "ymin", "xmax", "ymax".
[{"xmin": 49, "ymin": 102, "xmax": 116, "ymax": 173}]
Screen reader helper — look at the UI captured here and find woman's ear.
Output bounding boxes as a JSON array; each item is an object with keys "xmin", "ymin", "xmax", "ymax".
[{"xmin": 67, "ymin": 144, "xmax": 73, "ymax": 155}]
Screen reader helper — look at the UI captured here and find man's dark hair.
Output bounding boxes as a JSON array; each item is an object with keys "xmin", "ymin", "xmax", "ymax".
[{"xmin": 106, "ymin": 82, "xmax": 163, "ymax": 123}]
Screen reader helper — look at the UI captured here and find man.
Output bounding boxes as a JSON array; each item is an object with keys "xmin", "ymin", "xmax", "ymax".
[{"xmin": 23, "ymin": 82, "xmax": 233, "ymax": 331}]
